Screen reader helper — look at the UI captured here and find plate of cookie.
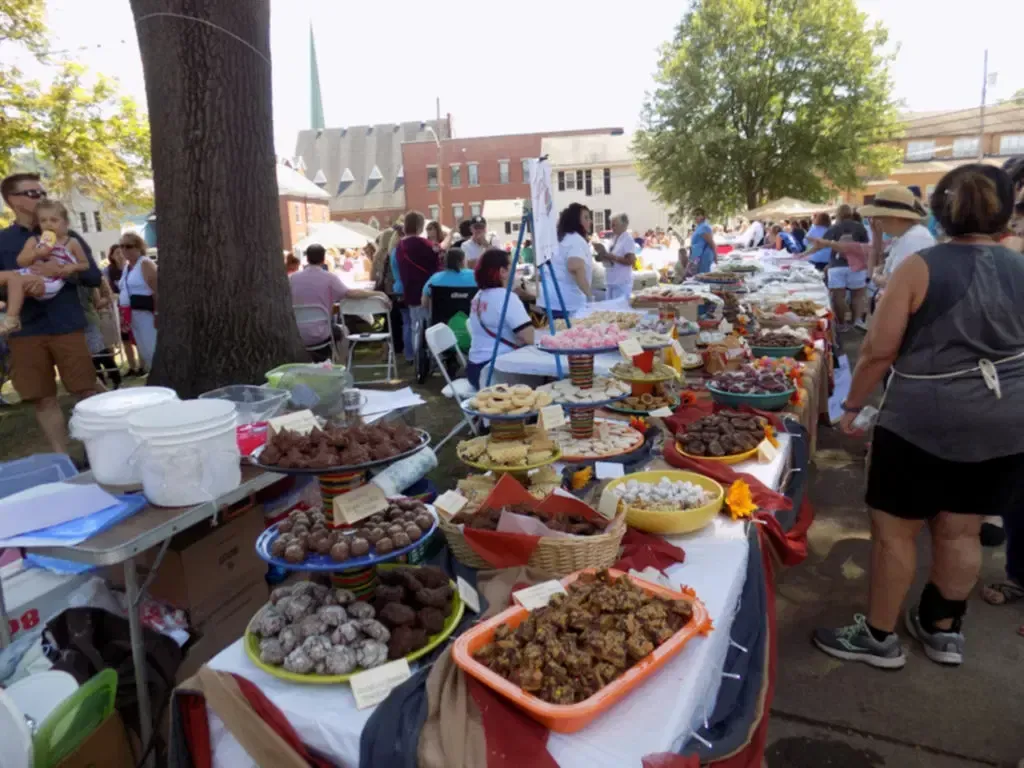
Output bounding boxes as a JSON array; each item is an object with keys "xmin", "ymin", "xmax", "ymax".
[
  {"xmin": 457, "ymin": 428, "xmax": 562, "ymax": 472},
  {"xmin": 606, "ymin": 389, "xmax": 680, "ymax": 416},
  {"xmin": 462, "ymin": 384, "xmax": 554, "ymax": 420},
  {"xmin": 548, "ymin": 420, "xmax": 646, "ymax": 461},
  {"xmin": 535, "ymin": 377, "xmax": 632, "ymax": 408}
]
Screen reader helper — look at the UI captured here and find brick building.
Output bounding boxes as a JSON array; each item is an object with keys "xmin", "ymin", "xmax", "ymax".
[
  {"xmin": 277, "ymin": 163, "xmax": 331, "ymax": 251},
  {"xmin": 842, "ymin": 103, "xmax": 1024, "ymax": 205},
  {"xmin": 402, "ymin": 128, "xmax": 623, "ymax": 229}
]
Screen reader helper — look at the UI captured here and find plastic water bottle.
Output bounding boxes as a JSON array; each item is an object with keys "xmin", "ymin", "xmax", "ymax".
[{"xmin": 852, "ymin": 406, "xmax": 879, "ymax": 432}]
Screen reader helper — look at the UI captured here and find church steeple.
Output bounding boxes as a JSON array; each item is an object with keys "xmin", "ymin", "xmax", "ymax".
[{"xmin": 309, "ymin": 24, "xmax": 325, "ymax": 131}]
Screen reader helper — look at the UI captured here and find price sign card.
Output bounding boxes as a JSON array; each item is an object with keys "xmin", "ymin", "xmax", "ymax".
[
  {"xmin": 350, "ymin": 659, "xmax": 412, "ymax": 710},
  {"xmin": 513, "ymin": 580, "xmax": 568, "ymax": 610},
  {"xmin": 597, "ymin": 486, "xmax": 621, "ymax": 519},
  {"xmin": 619, "ymin": 338, "xmax": 644, "ymax": 360},
  {"xmin": 648, "ymin": 406, "xmax": 674, "ymax": 418},
  {"xmin": 457, "ymin": 575, "xmax": 481, "ymax": 613},
  {"xmin": 267, "ymin": 409, "xmax": 319, "ymax": 436},
  {"xmin": 434, "ymin": 490, "xmax": 468, "ymax": 521},
  {"xmin": 333, "ymin": 483, "xmax": 389, "ymax": 525},
  {"xmin": 540, "ymin": 404, "xmax": 566, "ymax": 431},
  {"xmin": 671, "ymin": 340, "xmax": 684, "ymax": 358},
  {"xmin": 595, "ymin": 461, "xmax": 624, "ymax": 479}
]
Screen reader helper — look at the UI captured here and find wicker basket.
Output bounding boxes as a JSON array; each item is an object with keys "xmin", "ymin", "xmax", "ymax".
[{"xmin": 439, "ymin": 511, "xmax": 628, "ymax": 577}]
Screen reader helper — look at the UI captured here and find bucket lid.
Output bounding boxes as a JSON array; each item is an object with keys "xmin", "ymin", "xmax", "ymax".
[
  {"xmin": 73, "ymin": 387, "xmax": 178, "ymax": 419},
  {"xmin": 141, "ymin": 422, "xmax": 239, "ymax": 447},
  {"xmin": 130, "ymin": 411, "xmax": 236, "ymax": 435},
  {"xmin": 127, "ymin": 399, "xmax": 236, "ymax": 432}
]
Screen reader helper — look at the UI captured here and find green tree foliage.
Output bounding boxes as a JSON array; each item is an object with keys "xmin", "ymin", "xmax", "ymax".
[
  {"xmin": 0, "ymin": 0, "xmax": 151, "ymax": 219},
  {"xmin": 634, "ymin": 0, "xmax": 901, "ymax": 219}
]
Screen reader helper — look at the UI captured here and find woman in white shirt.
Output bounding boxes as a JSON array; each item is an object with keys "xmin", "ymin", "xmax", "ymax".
[
  {"xmin": 466, "ymin": 248, "xmax": 535, "ymax": 389},
  {"xmin": 536, "ymin": 203, "xmax": 593, "ymax": 319},
  {"xmin": 594, "ymin": 212, "xmax": 637, "ymax": 302},
  {"xmin": 117, "ymin": 232, "xmax": 158, "ymax": 369}
]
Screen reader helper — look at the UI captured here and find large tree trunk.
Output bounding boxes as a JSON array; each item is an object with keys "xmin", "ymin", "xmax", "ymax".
[{"xmin": 130, "ymin": 0, "xmax": 307, "ymax": 398}]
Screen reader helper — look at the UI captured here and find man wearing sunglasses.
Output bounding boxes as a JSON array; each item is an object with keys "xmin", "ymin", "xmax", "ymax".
[{"xmin": 0, "ymin": 173, "xmax": 102, "ymax": 455}]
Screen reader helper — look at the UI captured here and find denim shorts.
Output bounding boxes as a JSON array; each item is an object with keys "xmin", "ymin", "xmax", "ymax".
[{"xmin": 827, "ymin": 266, "xmax": 868, "ymax": 290}]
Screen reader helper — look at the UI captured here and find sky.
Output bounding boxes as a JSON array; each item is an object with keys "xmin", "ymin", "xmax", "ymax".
[{"xmin": 11, "ymin": 0, "xmax": 1024, "ymax": 158}]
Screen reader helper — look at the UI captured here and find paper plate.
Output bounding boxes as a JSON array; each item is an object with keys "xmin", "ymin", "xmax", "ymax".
[
  {"xmin": 605, "ymin": 395, "xmax": 680, "ymax": 416},
  {"xmin": 243, "ymin": 569, "xmax": 465, "ymax": 684},
  {"xmin": 460, "ymin": 447, "xmax": 563, "ymax": 473}
]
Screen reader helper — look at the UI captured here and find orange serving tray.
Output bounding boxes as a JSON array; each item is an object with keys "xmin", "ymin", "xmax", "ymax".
[{"xmin": 451, "ymin": 568, "xmax": 712, "ymax": 733}]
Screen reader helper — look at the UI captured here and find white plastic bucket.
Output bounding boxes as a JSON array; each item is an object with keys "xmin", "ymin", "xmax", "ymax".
[
  {"xmin": 136, "ymin": 441, "xmax": 242, "ymax": 507},
  {"xmin": 129, "ymin": 412, "xmax": 236, "ymax": 441},
  {"xmin": 70, "ymin": 387, "xmax": 180, "ymax": 485},
  {"xmin": 126, "ymin": 399, "xmax": 236, "ymax": 433}
]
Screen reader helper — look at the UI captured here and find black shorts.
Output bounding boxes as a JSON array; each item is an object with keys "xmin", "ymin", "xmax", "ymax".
[{"xmin": 866, "ymin": 426, "xmax": 1024, "ymax": 519}]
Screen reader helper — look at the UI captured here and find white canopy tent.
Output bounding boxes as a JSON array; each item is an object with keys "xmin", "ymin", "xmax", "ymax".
[
  {"xmin": 745, "ymin": 197, "xmax": 830, "ymax": 220},
  {"xmin": 293, "ymin": 222, "xmax": 373, "ymax": 254}
]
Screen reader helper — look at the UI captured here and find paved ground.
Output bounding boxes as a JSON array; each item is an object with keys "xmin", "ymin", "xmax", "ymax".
[{"xmin": 3, "ymin": 341, "xmax": 1022, "ymax": 766}]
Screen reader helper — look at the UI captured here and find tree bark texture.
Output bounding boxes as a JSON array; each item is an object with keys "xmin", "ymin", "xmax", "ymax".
[{"xmin": 130, "ymin": 0, "xmax": 307, "ymax": 398}]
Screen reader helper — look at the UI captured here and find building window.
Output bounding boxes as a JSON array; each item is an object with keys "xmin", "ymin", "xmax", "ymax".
[
  {"xmin": 468, "ymin": 163, "xmax": 479, "ymax": 186},
  {"xmin": 470, "ymin": 203, "xmax": 481, "ymax": 218},
  {"xmin": 575, "ymin": 170, "xmax": 584, "ymax": 191},
  {"xmin": 294, "ymin": 204, "xmax": 302, "ymax": 223},
  {"xmin": 504, "ymin": 221, "xmax": 521, "ymax": 235},
  {"xmin": 427, "ymin": 166, "xmax": 438, "ymax": 190},
  {"xmin": 1000, "ymin": 134, "xmax": 1024, "ymax": 155},
  {"xmin": 450, "ymin": 164, "xmax": 461, "ymax": 187},
  {"xmin": 585, "ymin": 169, "xmax": 593, "ymax": 196},
  {"xmin": 78, "ymin": 212, "xmax": 89, "ymax": 232},
  {"xmin": 452, "ymin": 203, "xmax": 464, "ymax": 221},
  {"xmin": 603, "ymin": 168, "xmax": 611, "ymax": 194},
  {"xmin": 92, "ymin": 211, "xmax": 102, "ymax": 231},
  {"xmin": 557, "ymin": 171, "xmax": 565, "ymax": 191},
  {"xmin": 428, "ymin": 205, "xmax": 439, "ymax": 221},
  {"xmin": 499, "ymin": 160, "xmax": 510, "ymax": 185},
  {"xmin": 952, "ymin": 137, "xmax": 980, "ymax": 158},
  {"xmin": 592, "ymin": 209, "xmax": 606, "ymax": 231},
  {"xmin": 565, "ymin": 170, "xmax": 576, "ymax": 191},
  {"xmin": 905, "ymin": 140, "xmax": 936, "ymax": 161},
  {"xmin": 522, "ymin": 158, "xmax": 531, "ymax": 182}
]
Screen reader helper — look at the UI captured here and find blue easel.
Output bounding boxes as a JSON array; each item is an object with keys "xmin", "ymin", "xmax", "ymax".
[{"xmin": 484, "ymin": 202, "xmax": 570, "ymax": 386}]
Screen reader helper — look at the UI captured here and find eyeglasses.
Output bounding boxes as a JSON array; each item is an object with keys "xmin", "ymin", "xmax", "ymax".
[{"xmin": 10, "ymin": 189, "xmax": 47, "ymax": 200}]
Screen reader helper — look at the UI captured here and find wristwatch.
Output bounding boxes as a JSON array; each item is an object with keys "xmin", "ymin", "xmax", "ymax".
[{"xmin": 841, "ymin": 401, "xmax": 863, "ymax": 414}]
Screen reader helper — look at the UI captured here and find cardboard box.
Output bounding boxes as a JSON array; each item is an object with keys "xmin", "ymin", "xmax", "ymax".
[
  {"xmin": 106, "ymin": 504, "xmax": 266, "ymax": 625},
  {"xmin": 175, "ymin": 579, "xmax": 268, "ymax": 683},
  {"xmin": 55, "ymin": 711, "xmax": 134, "ymax": 768}
]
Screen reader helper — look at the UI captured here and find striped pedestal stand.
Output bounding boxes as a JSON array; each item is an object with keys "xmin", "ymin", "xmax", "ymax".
[
  {"xmin": 319, "ymin": 469, "xmax": 377, "ymax": 599},
  {"xmin": 566, "ymin": 354, "xmax": 597, "ymax": 439}
]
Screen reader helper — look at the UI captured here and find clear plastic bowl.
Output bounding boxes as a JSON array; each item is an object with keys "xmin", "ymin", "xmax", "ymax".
[
  {"xmin": 199, "ymin": 385, "xmax": 289, "ymax": 425},
  {"xmin": 264, "ymin": 364, "xmax": 353, "ymax": 418}
]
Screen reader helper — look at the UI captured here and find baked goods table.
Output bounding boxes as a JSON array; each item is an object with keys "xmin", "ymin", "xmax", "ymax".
[{"xmin": 204, "ymin": 436, "xmax": 793, "ymax": 768}]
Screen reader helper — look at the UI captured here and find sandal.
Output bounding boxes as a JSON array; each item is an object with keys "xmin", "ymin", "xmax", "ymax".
[{"xmin": 981, "ymin": 580, "xmax": 1024, "ymax": 606}]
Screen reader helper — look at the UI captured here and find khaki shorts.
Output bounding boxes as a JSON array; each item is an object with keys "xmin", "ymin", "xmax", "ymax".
[{"xmin": 8, "ymin": 331, "xmax": 99, "ymax": 401}]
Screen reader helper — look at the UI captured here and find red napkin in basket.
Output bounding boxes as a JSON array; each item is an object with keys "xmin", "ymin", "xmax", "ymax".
[
  {"xmin": 614, "ymin": 529, "xmax": 686, "ymax": 572},
  {"xmin": 461, "ymin": 475, "xmax": 607, "ymax": 568}
]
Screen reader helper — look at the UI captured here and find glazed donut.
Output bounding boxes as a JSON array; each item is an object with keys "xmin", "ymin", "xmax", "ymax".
[
  {"xmin": 490, "ymin": 384, "xmax": 511, "ymax": 395},
  {"xmin": 511, "ymin": 394, "xmax": 534, "ymax": 409},
  {"xmin": 475, "ymin": 390, "xmax": 495, "ymax": 402},
  {"xmin": 510, "ymin": 385, "xmax": 533, "ymax": 397},
  {"xmin": 478, "ymin": 402, "xmax": 504, "ymax": 415},
  {"xmin": 488, "ymin": 395, "xmax": 511, "ymax": 411}
]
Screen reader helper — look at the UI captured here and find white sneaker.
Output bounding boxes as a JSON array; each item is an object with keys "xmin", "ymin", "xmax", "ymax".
[{"xmin": 854, "ymin": 318, "xmax": 869, "ymax": 331}]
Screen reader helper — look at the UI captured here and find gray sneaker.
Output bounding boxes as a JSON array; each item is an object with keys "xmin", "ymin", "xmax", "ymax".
[
  {"xmin": 813, "ymin": 614, "xmax": 906, "ymax": 669},
  {"xmin": 905, "ymin": 606, "xmax": 964, "ymax": 665}
]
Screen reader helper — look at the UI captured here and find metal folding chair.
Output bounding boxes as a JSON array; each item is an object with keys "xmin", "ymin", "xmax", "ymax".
[
  {"xmin": 425, "ymin": 322, "xmax": 479, "ymax": 450},
  {"xmin": 339, "ymin": 295, "xmax": 396, "ymax": 382},
  {"xmin": 293, "ymin": 304, "xmax": 341, "ymax": 363}
]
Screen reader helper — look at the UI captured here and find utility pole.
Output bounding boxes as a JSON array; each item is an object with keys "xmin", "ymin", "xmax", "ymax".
[
  {"xmin": 436, "ymin": 96, "xmax": 444, "ymax": 227},
  {"xmin": 978, "ymin": 49, "xmax": 988, "ymax": 160}
]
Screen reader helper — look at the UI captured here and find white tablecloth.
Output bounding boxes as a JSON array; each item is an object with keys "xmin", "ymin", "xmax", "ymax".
[{"xmin": 207, "ymin": 436, "xmax": 792, "ymax": 767}]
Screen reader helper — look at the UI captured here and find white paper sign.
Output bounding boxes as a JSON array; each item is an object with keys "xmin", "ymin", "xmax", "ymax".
[
  {"xmin": 757, "ymin": 439, "xmax": 778, "ymax": 464},
  {"xmin": 597, "ymin": 487, "xmax": 620, "ymax": 519},
  {"xmin": 595, "ymin": 461, "xmax": 624, "ymax": 479},
  {"xmin": 434, "ymin": 490, "xmax": 468, "ymax": 521},
  {"xmin": 529, "ymin": 158, "xmax": 558, "ymax": 266},
  {"xmin": 350, "ymin": 659, "xmax": 412, "ymax": 710},
  {"xmin": 619, "ymin": 338, "xmax": 644, "ymax": 359},
  {"xmin": 513, "ymin": 580, "xmax": 568, "ymax": 610},
  {"xmin": 540, "ymin": 404, "xmax": 566, "ymax": 431},
  {"xmin": 457, "ymin": 575, "xmax": 481, "ymax": 613},
  {"xmin": 267, "ymin": 409, "xmax": 319, "ymax": 435},
  {"xmin": 648, "ymin": 406, "xmax": 674, "ymax": 418},
  {"xmin": 815, "ymin": 307, "xmax": 829, "ymax": 317},
  {"xmin": 333, "ymin": 484, "xmax": 389, "ymax": 525},
  {"xmin": 671, "ymin": 340, "xmax": 684, "ymax": 358}
]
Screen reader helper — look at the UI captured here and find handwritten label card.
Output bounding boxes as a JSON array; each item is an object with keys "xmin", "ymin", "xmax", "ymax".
[
  {"xmin": 540, "ymin": 404, "xmax": 566, "ymax": 431},
  {"xmin": 513, "ymin": 580, "xmax": 568, "ymax": 610},
  {"xmin": 619, "ymin": 338, "xmax": 644, "ymax": 359},
  {"xmin": 333, "ymin": 484, "xmax": 389, "ymax": 525},
  {"xmin": 434, "ymin": 490, "xmax": 468, "ymax": 521},
  {"xmin": 457, "ymin": 575, "xmax": 481, "ymax": 613},
  {"xmin": 648, "ymin": 406, "xmax": 674, "ymax": 418},
  {"xmin": 267, "ymin": 409, "xmax": 319, "ymax": 436},
  {"xmin": 671, "ymin": 340, "xmax": 684, "ymax": 358},
  {"xmin": 595, "ymin": 461, "xmax": 624, "ymax": 479},
  {"xmin": 350, "ymin": 659, "xmax": 412, "ymax": 710},
  {"xmin": 597, "ymin": 487, "xmax": 621, "ymax": 519}
]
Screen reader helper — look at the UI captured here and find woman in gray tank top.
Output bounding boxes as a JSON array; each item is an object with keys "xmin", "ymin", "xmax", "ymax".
[{"xmin": 814, "ymin": 164, "xmax": 1024, "ymax": 670}]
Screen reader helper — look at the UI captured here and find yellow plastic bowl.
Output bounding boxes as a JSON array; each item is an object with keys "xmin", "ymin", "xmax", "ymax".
[
  {"xmin": 604, "ymin": 470, "xmax": 724, "ymax": 534},
  {"xmin": 675, "ymin": 440, "xmax": 761, "ymax": 465}
]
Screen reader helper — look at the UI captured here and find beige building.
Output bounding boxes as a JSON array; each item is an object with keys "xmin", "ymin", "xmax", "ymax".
[{"xmin": 843, "ymin": 103, "xmax": 1024, "ymax": 205}]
